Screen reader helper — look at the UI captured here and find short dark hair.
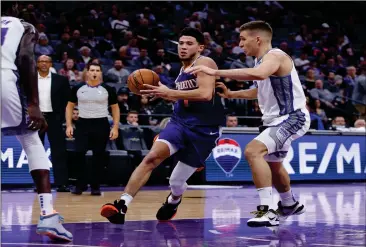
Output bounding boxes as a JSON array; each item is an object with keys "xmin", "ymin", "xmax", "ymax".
[
  {"xmin": 179, "ymin": 27, "xmax": 204, "ymax": 44},
  {"xmin": 127, "ymin": 110, "xmax": 139, "ymax": 116},
  {"xmin": 87, "ymin": 62, "xmax": 102, "ymax": 71},
  {"xmin": 239, "ymin": 20, "xmax": 273, "ymax": 36}
]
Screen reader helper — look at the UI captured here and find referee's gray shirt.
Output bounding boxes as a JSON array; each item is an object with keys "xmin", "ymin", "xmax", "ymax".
[{"xmin": 70, "ymin": 83, "xmax": 117, "ymax": 118}]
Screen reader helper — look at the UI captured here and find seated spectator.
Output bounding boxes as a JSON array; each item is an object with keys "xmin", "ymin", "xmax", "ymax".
[
  {"xmin": 230, "ymin": 52, "xmax": 254, "ymax": 69},
  {"xmin": 79, "ymin": 46, "xmax": 92, "ymax": 65},
  {"xmin": 209, "ymin": 45, "xmax": 226, "ymax": 69},
  {"xmin": 117, "ymin": 87, "xmax": 130, "ymax": 118},
  {"xmin": 85, "ymin": 28, "xmax": 98, "ymax": 49},
  {"xmin": 343, "ymin": 66, "xmax": 356, "ymax": 98},
  {"xmin": 307, "ymin": 61, "xmax": 322, "ymax": 78},
  {"xmin": 106, "ymin": 60, "xmax": 130, "ymax": 84},
  {"xmin": 313, "ymin": 99, "xmax": 329, "ymax": 127},
  {"xmin": 69, "ymin": 29, "xmax": 86, "ymax": 50},
  {"xmin": 138, "ymin": 95, "xmax": 153, "ymax": 125},
  {"xmin": 58, "ymin": 58, "xmax": 82, "ymax": 82},
  {"xmin": 226, "ymin": 115, "xmax": 238, "ymax": 127},
  {"xmin": 154, "ymin": 66, "xmax": 175, "ymax": 89},
  {"xmin": 118, "ymin": 46, "xmax": 132, "ymax": 66},
  {"xmin": 330, "ymin": 116, "xmax": 348, "ymax": 131},
  {"xmin": 294, "ymin": 52, "xmax": 310, "ymax": 71},
  {"xmin": 324, "ymin": 72, "xmax": 343, "ymax": 93},
  {"xmin": 35, "ymin": 34, "xmax": 54, "ymax": 56},
  {"xmin": 111, "ymin": 13, "xmax": 130, "ymax": 31},
  {"xmin": 152, "ymin": 49, "xmax": 171, "ymax": 68},
  {"xmin": 96, "ymin": 31, "xmax": 117, "ymax": 56},
  {"xmin": 126, "ymin": 111, "xmax": 139, "ymax": 126},
  {"xmin": 133, "ymin": 48, "xmax": 153, "ymax": 69},
  {"xmin": 55, "ymin": 32, "xmax": 77, "ymax": 61},
  {"xmin": 350, "ymin": 119, "xmax": 366, "ymax": 132},
  {"xmin": 352, "ymin": 65, "xmax": 366, "ymax": 119},
  {"xmin": 310, "ymin": 79, "xmax": 335, "ymax": 107},
  {"xmin": 306, "ymin": 99, "xmax": 325, "ymax": 130},
  {"xmin": 303, "ymin": 69, "xmax": 316, "ymax": 90},
  {"xmin": 126, "ymin": 38, "xmax": 140, "ymax": 59}
]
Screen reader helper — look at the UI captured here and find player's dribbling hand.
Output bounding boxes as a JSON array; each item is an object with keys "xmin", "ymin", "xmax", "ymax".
[
  {"xmin": 215, "ymin": 82, "xmax": 231, "ymax": 98},
  {"xmin": 27, "ymin": 104, "xmax": 48, "ymax": 133},
  {"xmin": 141, "ymin": 82, "xmax": 171, "ymax": 99},
  {"xmin": 185, "ymin": 65, "xmax": 217, "ymax": 76},
  {"xmin": 66, "ymin": 126, "xmax": 74, "ymax": 138}
]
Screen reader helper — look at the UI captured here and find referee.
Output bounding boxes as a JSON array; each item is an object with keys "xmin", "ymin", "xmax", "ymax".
[{"xmin": 66, "ymin": 63, "xmax": 120, "ymax": 195}]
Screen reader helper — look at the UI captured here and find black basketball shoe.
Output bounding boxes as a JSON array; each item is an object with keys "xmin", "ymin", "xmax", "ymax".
[
  {"xmin": 100, "ymin": 199, "xmax": 127, "ymax": 224},
  {"xmin": 156, "ymin": 193, "xmax": 182, "ymax": 221}
]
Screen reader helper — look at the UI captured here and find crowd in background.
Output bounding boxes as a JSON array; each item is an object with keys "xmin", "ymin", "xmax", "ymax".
[{"xmin": 4, "ymin": 1, "xmax": 366, "ymax": 132}]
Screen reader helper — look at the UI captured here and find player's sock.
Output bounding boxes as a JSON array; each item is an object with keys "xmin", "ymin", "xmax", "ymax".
[
  {"xmin": 38, "ymin": 193, "xmax": 54, "ymax": 215},
  {"xmin": 120, "ymin": 193, "xmax": 133, "ymax": 207},
  {"xmin": 167, "ymin": 194, "xmax": 181, "ymax": 204},
  {"xmin": 279, "ymin": 189, "xmax": 296, "ymax": 206},
  {"xmin": 257, "ymin": 187, "xmax": 273, "ymax": 208}
]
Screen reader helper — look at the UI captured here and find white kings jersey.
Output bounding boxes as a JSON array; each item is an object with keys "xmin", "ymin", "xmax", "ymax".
[
  {"xmin": 1, "ymin": 17, "xmax": 29, "ymax": 70},
  {"xmin": 253, "ymin": 48, "xmax": 307, "ymax": 124}
]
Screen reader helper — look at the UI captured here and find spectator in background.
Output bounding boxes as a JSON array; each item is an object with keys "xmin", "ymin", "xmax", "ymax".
[
  {"xmin": 55, "ymin": 32, "xmax": 77, "ymax": 61},
  {"xmin": 310, "ymin": 79, "xmax": 335, "ymax": 107},
  {"xmin": 96, "ymin": 31, "xmax": 116, "ymax": 57},
  {"xmin": 117, "ymin": 87, "xmax": 130, "ymax": 118},
  {"xmin": 324, "ymin": 74, "xmax": 343, "ymax": 94},
  {"xmin": 294, "ymin": 52, "xmax": 310, "ymax": 71},
  {"xmin": 126, "ymin": 111, "xmax": 139, "ymax": 126},
  {"xmin": 308, "ymin": 61, "xmax": 322, "ymax": 78},
  {"xmin": 85, "ymin": 28, "xmax": 98, "ymax": 49},
  {"xmin": 70, "ymin": 30, "xmax": 86, "ymax": 50},
  {"xmin": 79, "ymin": 46, "xmax": 92, "ymax": 65},
  {"xmin": 111, "ymin": 12, "xmax": 130, "ymax": 32},
  {"xmin": 106, "ymin": 60, "xmax": 130, "ymax": 84},
  {"xmin": 126, "ymin": 38, "xmax": 140, "ymax": 59},
  {"xmin": 303, "ymin": 69, "xmax": 316, "ymax": 90},
  {"xmin": 331, "ymin": 116, "xmax": 348, "ymax": 131},
  {"xmin": 230, "ymin": 52, "xmax": 254, "ymax": 69},
  {"xmin": 133, "ymin": 48, "xmax": 153, "ymax": 69},
  {"xmin": 350, "ymin": 119, "xmax": 366, "ymax": 132},
  {"xmin": 139, "ymin": 95, "xmax": 153, "ymax": 125},
  {"xmin": 209, "ymin": 45, "xmax": 226, "ymax": 69},
  {"xmin": 353, "ymin": 65, "xmax": 366, "ymax": 119},
  {"xmin": 154, "ymin": 65, "xmax": 174, "ymax": 88},
  {"xmin": 35, "ymin": 34, "xmax": 54, "ymax": 56},
  {"xmin": 343, "ymin": 66, "xmax": 356, "ymax": 98},
  {"xmin": 314, "ymin": 99, "xmax": 328, "ymax": 126},
  {"xmin": 152, "ymin": 49, "xmax": 171, "ymax": 68},
  {"xmin": 72, "ymin": 107, "xmax": 79, "ymax": 126},
  {"xmin": 226, "ymin": 115, "xmax": 238, "ymax": 127},
  {"xmin": 58, "ymin": 58, "xmax": 82, "ymax": 83}
]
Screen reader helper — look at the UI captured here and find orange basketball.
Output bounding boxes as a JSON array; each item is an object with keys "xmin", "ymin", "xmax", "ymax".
[{"xmin": 127, "ymin": 69, "xmax": 160, "ymax": 95}]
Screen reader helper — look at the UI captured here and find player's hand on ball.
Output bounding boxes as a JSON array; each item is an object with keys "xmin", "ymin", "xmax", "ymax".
[
  {"xmin": 215, "ymin": 82, "xmax": 231, "ymax": 98},
  {"xmin": 141, "ymin": 82, "xmax": 171, "ymax": 99},
  {"xmin": 185, "ymin": 65, "xmax": 217, "ymax": 76},
  {"xmin": 27, "ymin": 104, "xmax": 48, "ymax": 133}
]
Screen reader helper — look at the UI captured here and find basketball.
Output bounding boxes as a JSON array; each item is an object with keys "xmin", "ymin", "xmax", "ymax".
[{"xmin": 127, "ymin": 69, "xmax": 160, "ymax": 95}]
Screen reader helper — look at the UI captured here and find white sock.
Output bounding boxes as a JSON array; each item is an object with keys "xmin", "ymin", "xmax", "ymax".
[
  {"xmin": 168, "ymin": 194, "xmax": 181, "ymax": 204},
  {"xmin": 279, "ymin": 189, "xmax": 296, "ymax": 206},
  {"xmin": 38, "ymin": 193, "xmax": 54, "ymax": 215},
  {"xmin": 120, "ymin": 193, "xmax": 133, "ymax": 207},
  {"xmin": 257, "ymin": 187, "xmax": 273, "ymax": 208}
]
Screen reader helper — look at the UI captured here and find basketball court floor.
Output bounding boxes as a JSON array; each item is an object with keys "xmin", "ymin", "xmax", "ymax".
[{"xmin": 1, "ymin": 183, "xmax": 365, "ymax": 246}]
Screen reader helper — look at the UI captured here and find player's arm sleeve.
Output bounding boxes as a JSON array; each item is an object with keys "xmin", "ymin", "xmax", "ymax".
[{"xmin": 17, "ymin": 22, "xmax": 39, "ymax": 105}]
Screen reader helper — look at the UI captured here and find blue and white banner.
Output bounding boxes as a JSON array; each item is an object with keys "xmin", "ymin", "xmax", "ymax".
[
  {"xmin": 1, "ymin": 136, "xmax": 54, "ymax": 184},
  {"xmin": 205, "ymin": 133, "xmax": 366, "ymax": 182}
]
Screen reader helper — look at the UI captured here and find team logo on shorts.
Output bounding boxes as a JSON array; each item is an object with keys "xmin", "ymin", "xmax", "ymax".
[{"xmin": 212, "ymin": 138, "xmax": 242, "ymax": 177}]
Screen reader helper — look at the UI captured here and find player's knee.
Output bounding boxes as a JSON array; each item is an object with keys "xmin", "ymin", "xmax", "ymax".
[
  {"xmin": 142, "ymin": 151, "xmax": 162, "ymax": 170},
  {"xmin": 16, "ymin": 132, "xmax": 50, "ymax": 172},
  {"xmin": 244, "ymin": 142, "xmax": 265, "ymax": 161}
]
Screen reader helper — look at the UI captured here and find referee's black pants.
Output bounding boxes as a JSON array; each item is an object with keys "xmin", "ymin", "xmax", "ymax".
[{"xmin": 74, "ymin": 117, "xmax": 110, "ymax": 190}]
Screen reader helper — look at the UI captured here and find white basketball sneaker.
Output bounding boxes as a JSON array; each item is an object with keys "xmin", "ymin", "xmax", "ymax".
[
  {"xmin": 36, "ymin": 212, "xmax": 73, "ymax": 242},
  {"xmin": 247, "ymin": 205, "xmax": 279, "ymax": 227}
]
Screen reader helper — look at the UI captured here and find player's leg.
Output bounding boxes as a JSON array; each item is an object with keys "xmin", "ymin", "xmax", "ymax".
[
  {"xmin": 156, "ymin": 128, "xmax": 218, "ymax": 221},
  {"xmin": 156, "ymin": 161, "xmax": 197, "ymax": 221},
  {"xmin": 100, "ymin": 120, "xmax": 186, "ymax": 224},
  {"xmin": 100, "ymin": 140, "xmax": 173, "ymax": 224},
  {"xmin": 16, "ymin": 132, "xmax": 73, "ymax": 241},
  {"xmin": 244, "ymin": 138, "xmax": 279, "ymax": 227},
  {"xmin": 269, "ymin": 161, "xmax": 305, "ymax": 219}
]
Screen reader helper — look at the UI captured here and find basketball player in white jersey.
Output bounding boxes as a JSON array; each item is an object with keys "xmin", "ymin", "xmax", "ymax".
[
  {"xmin": 1, "ymin": 16, "xmax": 72, "ymax": 241},
  {"xmin": 186, "ymin": 20, "xmax": 309, "ymax": 227}
]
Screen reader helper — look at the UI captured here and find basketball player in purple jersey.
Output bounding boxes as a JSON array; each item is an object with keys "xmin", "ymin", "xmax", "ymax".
[
  {"xmin": 100, "ymin": 28, "xmax": 225, "ymax": 224},
  {"xmin": 1, "ymin": 15, "xmax": 72, "ymax": 241}
]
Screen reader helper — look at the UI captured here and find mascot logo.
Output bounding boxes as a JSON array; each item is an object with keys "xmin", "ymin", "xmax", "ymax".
[{"xmin": 212, "ymin": 138, "xmax": 242, "ymax": 177}]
